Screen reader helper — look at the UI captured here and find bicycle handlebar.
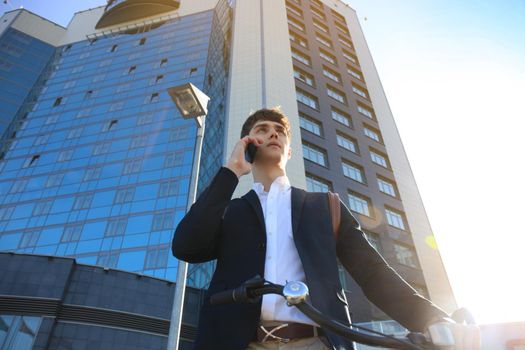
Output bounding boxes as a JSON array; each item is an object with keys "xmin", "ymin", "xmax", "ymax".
[{"xmin": 209, "ymin": 276, "xmax": 436, "ymax": 350}]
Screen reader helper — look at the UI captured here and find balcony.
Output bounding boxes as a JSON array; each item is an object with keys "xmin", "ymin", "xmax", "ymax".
[{"xmin": 96, "ymin": 0, "xmax": 181, "ymax": 29}]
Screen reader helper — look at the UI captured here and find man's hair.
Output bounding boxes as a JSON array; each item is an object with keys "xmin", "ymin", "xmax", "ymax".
[{"xmin": 240, "ymin": 106, "xmax": 291, "ymax": 139}]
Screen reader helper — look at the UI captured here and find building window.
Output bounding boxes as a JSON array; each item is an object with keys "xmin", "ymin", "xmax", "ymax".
[
  {"xmin": 71, "ymin": 65, "xmax": 84, "ymax": 73},
  {"xmin": 331, "ymin": 108, "xmax": 351, "ymax": 127},
  {"xmin": 370, "ymin": 149, "xmax": 389, "ymax": 168},
  {"xmin": 138, "ymin": 37, "xmax": 147, "ymax": 46},
  {"xmin": 377, "ymin": 177, "xmax": 397, "ymax": 197},
  {"xmin": 130, "ymin": 136, "xmax": 148, "ymax": 149},
  {"xmin": 347, "ymin": 191, "xmax": 371, "ymax": 216},
  {"xmin": 386, "ymin": 208, "xmax": 407, "ymax": 230},
  {"xmin": 127, "ymin": 66, "xmax": 136, "ymax": 75},
  {"xmin": 123, "ymin": 159, "xmax": 142, "ymax": 174},
  {"xmin": 99, "ymin": 59, "xmax": 112, "ymax": 68},
  {"xmin": 83, "ymin": 167, "xmax": 102, "ymax": 181},
  {"xmin": 287, "ymin": 16, "xmax": 305, "ymax": 32},
  {"xmin": 352, "ymin": 83, "xmax": 369, "ymax": 99},
  {"xmin": 291, "ymin": 49, "xmax": 311, "ymax": 66},
  {"xmin": 315, "ymin": 33, "xmax": 332, "ymax": 48},
  {"xmin": 46, "ymin": 173, "xmax": 64, "ymax": 187},
  {"xmin": 319, "ymin": 49, "xmax": 337, "ymax": 65},
  {"xmin": 57, "ymin": 149, "xmax": 74, "ymax": 162},
  {"xmin": 286, "ymin": 3, "xmax": 303, "ymax": 17},
  {"xmin": 53, "ymin": 97, "xmax": 63, "ymax": 107},
  {"xmin": 152, "ymin": 75, "xmax": 164, "ymax": 85},
  {"xmin": 293, "ymin": 66, "xmax": 315, "ymax": 86},
  {"xmin": 76, "ymin": 109, "xmax": 90, "ymax": 119},
  {"xmin": 322, "ymin": 66, "xmax": 341, "ymax": 83},
  {"xmin": 64, "ymin": 81, "xmax": 76, "ymax": 89},
  {"xmin": 338, "ymin": 35, "xmax": 354, "ymax": 50},
  {"xmin": 34, "ymin": 134, "xmax": 50, "ymax": 146},
  {"xmin": 336, "ymin": 133, "xmax": 358, "ymax": 153},
  {"xmin": 137, "ymin": 114, "xmax": 154, "ymax": 125},
  {"xmin": 102, "ymin": 120, "xmax": 118, "ymax": 132},
  {"xmin": 98, "ymin": 252, "xmax": 119, "ymax": 268},
  {"xmin": 394, "ymin": 243, "xmax": 418, "ymax": 267},
  {"xmin": 73, "ymin": 194, "xmax": 93, "ymax": 210},
  {"xmin": 145, "ymin": 248, "xmax": 169, "ymax": 269},
  {"xmin": 33, "ymin": 200, "xmax": 53, "ymax": 216},
  {"xmin": 164, "ymin": 152, "xmax": 184, "ymax": 168},
  {"xmin": 347, "ymin": 65, "xmax": 363, "ymax": 80},
  {"xmin": 10, "ymin": 180, "xmax": 28, "ymax": 193},
  {"xmin": 327, "ymin": 85, "xmax": 347, "ymax": 104},
  {"xmin": 110, "ymin": 44, "xmax": 118, "ymax": 52},
  {"xmin": 299, "ymin": 114, "xmax": 322, "ymax": 136},
  {"xmin": 310, "ymin": 5, "xmax": 326, "ymax": 20},
  {"xmin": 152, "ymin": 212, "xmax": 175, "ymax": 231},
  {"xmin": 0, "ymin": 206, "xmax": 14, "ymax": 221},
  {"xmin": 363, "ymin": 124, "xmax": 381, "ymax": 142},
  {"xmin": 342, "ymin": 160, "xmax": 365, "ymax": 183},
  {"xmin": 342, "ymin": 49, "xmax": 358, "ymax": 65},
  {"xmin": 62, "ymin": 224, "xmax": 82, "ymax": 242},
  {"xmin": 312, "ymin": 18, "xmax": 329, "ymax": 33},
  {"xmin": 93, "ymin": 142, "xmax": 111, "ymax": 155},
  {"xmin": 160, "ymin": 58, "xmax": 168, "ymax": 67},
  {"xmin": 357, "ymin": 103, "xmax": 374, "ymax": 119},
  {"xmin": 296, "ymin": 89, "xmax": 319, "ymax": 109},
  {"xmin": 289, "ymin": 31, "xmax": 308, "ymax": 48},
  {"xmin": 84, "ymin": 90, "xmax": 94, "ymax": 99},
  {"xmin": 302, "ymin": 142, "xmax": 327, "ymax": 167},
  {"xmin": 106, "ymin": 218, "xmax": 127, "ymax": 236},
  {"xmin": 115, "ymin": 187, "xmax": 135, "ymax": 204},
  {"xmin": 306, "ymin": 174, "xmax": 331, "ymax": 192},
  {"xmin": 335, "ymin": 21, "xmax": 350, "ymax": 35},
  {"xmin": 19, "ymin": 231, "xmax": 40, "ymax": 248},
  {"xmin": 108, "ymin": 102, "xmax": 124, "ymax": 112},
  {"xmin": 22, "ymin": 155, "xmax": 40, "ymax": 168},
  {"xmin": 159, "ymin": 180, "xmax": 180, "ymax": 197}
]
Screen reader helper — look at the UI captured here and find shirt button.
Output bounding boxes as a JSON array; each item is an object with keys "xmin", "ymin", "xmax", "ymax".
[{"xmin": 258, "ymin": 243, "xmax": 266, "ymax": 251}]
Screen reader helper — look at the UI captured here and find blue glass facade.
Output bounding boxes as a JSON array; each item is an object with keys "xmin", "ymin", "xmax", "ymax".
[
  {"xmin": 0, "ymin": 5, "xmax": 231, "ymax": 289},
  {"xmin": 0, "ymin": 27, "xmax": 56, "ymax": 137}
]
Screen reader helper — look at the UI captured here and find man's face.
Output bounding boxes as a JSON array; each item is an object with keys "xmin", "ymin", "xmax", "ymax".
[{"xmin": 248, "ymin": 120, "xmax": 292, "ymax": 166}]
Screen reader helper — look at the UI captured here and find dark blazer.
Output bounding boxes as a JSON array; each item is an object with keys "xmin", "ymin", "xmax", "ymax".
[{"xmin": 172, "ymin": 167, "xmax": 448, "ymax": 350}]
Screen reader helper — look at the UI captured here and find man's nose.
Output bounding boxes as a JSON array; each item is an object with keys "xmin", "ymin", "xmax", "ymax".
[{"xmin": 269, "ymin": 128, "xmax": 278, "ymax": 139}]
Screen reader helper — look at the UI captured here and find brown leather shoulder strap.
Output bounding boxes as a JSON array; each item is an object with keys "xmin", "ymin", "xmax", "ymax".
[{"xmin": 327, "ymin": 191, "xmax": 341, "ymax": 240}]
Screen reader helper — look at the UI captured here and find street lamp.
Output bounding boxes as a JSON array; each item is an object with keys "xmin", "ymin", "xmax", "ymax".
[{"xmin": 166, "ymin": 82, "xmax": 210, "ymax": 350}]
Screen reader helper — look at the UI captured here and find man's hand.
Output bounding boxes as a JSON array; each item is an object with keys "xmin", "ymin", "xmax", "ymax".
[
  {"xmin": 226, "ymin": 136, "xmax": 263, "ymax": 178},
  {"xmin": 427, "ymin": 321, "xmax": 481, "ymax": 350}
]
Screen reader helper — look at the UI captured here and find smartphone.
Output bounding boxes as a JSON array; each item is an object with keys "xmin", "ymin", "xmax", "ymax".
[{"xmin": 245, "ymin": 143, "xmax": 258, "ymax": 163}]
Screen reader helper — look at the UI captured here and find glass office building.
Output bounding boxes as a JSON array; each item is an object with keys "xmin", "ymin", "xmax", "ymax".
[{"xmin": 0, "ymin": 1, "xmax": 230, "ymax": 287}]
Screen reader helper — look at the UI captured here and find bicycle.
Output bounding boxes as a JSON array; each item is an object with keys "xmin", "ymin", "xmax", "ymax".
[{"xmin": 210, "ymin": 275, "xmax": 474, "ymax": 350}]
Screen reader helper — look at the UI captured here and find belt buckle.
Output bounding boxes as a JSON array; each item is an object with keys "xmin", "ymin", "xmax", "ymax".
[{"xmin": 259, "ymin": 323, "xmax": 290, "ymax": 343}]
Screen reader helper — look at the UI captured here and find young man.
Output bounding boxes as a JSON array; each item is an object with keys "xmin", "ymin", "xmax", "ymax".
[{"xmin": 172, "ymin": 107, "xmax": 480, "ymax": 350}]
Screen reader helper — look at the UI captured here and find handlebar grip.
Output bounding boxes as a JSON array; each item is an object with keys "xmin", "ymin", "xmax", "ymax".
[{"xmin": 209, "ymin": 289, "xmax": 236, "ymax": 305}]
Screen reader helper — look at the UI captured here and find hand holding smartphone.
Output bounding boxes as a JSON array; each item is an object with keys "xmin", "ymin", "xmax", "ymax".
[{"xmin": 245, "ymin": 142, "xmax": 258, "ymax": 164}]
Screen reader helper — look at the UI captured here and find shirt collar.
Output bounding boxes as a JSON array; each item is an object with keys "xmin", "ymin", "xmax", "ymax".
[{"xmin": 253, "ymin": 175, "xmax": 291, "ymax": 195}]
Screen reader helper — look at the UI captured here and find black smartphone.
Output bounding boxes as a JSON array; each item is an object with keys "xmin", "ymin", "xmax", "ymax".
[{"xmin": 245, "ymin": 143, "xmax": 258, "ymax": 163}]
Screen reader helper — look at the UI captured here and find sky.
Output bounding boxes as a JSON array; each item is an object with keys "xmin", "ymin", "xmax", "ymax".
[{"xmin": 2, "ymin": 0, "xmax": 524, "ymax": 325}]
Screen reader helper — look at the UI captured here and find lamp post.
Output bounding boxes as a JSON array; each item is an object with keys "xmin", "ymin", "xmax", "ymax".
[{"xmin": 166, "ymin": 83, "xmax": 210, "ymax": 350}]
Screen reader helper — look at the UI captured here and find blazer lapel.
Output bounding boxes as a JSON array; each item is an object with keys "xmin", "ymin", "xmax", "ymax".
[
  {"xmin": 243, "ymin": 190, "xmax": 265, "ymax": 231},
  {"xmin": 291, "ymin": 187, "xmax": 306, "ymax": 239}
]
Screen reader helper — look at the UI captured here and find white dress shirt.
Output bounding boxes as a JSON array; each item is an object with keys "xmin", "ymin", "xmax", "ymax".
[{"xmin": 253, "ymin": 176, "xmax": 316, "ymax": 326}]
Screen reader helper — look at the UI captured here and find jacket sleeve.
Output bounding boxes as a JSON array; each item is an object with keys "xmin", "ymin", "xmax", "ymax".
[
  {"xmin": 335, "ymin": 199, "xmax": 449, "ymax": 332},
  {"xmin": 171, "ymin": 167, "xmax": 239, "ymax": 263}
]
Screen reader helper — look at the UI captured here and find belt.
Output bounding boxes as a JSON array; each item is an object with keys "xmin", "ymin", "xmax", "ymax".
[{"xmin": 256, "ymin": 322, "xmax": 324, "ymax": 343}]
